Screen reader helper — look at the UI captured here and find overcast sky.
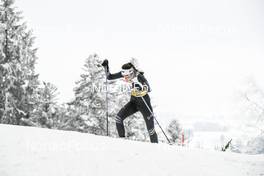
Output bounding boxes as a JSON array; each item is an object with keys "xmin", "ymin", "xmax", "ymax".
[{"xmin": 16, "ymin": 0, "xmax": 264, "ymax": 121}]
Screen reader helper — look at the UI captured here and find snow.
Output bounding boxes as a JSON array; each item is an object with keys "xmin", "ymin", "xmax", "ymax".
[{"xmin": 0, "ymin": 124, "xmax": 263, "ymax": 176}]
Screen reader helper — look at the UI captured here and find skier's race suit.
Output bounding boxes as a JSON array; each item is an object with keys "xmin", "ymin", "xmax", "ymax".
[{"xmin": 106, "ymin": 70, "xmax": 158, "ymax": 143}]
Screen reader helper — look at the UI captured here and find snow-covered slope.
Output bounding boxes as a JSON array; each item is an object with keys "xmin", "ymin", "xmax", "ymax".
[{"xmin": 0, "ymin": 124, "xmax": 263, "ymax": 176}]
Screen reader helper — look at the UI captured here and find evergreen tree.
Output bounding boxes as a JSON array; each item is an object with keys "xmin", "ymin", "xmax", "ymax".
[
  {"xmin": 0, "ymin": 0, "xmax": 39, "ymax": 124},
  {"xmin": 167, "ymin": 119, "xmax": 182, "ymax": 144},
  {"xmin": 55, "ymin": 104, "xmax": 90, "ymax": 132},
  {"xmin": 31, "ymin": 82, "xmax": 58, "ymax": 128},
  {"xmin": 72, "ymin": 54, "xmax": 115, "ymax": 135},
  {"xmin": 236, "ymin": 78, "xmax": 264, "ymax": 154}
]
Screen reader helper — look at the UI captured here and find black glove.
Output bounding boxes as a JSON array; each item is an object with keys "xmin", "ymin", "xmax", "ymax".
[
  {"xmin": 101, "ymin": 59, "xmax": 109, "ymax": 67},
  {"xmin": 101, "ymin": 59, "xmax": 109, "ymax": 72}
]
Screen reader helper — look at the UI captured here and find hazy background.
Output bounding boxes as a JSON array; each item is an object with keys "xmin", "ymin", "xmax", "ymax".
[{"xmin": 16, "ymin": 0, "xmax": 264, "ymax": 123}]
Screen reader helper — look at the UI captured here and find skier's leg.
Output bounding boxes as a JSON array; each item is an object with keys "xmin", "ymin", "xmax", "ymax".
[
  {"xmin": 116, "ymin": 100, "xmax": 138, "ymax": 137},
  {"xmin": 137, "ymin": 95, "xmax": 158, "ymax": 143}
]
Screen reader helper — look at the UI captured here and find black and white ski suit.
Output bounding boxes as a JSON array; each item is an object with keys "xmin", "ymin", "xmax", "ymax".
[{"xmin": 106, "ymin": 71, "xmax": 158, "ymax": 143}]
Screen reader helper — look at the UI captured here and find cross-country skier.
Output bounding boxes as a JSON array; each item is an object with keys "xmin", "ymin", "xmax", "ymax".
[{"xmin": 101, "ymin": 59, "xmax": 158, "ymax": 143}]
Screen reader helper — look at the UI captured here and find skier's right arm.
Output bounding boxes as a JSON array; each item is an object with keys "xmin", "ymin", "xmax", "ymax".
[{"xmin": 102, "ymin": 59, "xmax": 123, "ymax": 80}]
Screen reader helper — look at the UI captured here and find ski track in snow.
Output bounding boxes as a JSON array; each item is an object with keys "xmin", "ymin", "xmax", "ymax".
[{"xmin": 0, "ymin": 124, "xmax": 263, "ymax": 176}]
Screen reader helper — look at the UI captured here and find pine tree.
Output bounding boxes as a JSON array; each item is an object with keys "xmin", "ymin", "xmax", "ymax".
[
  {"xmin": 30, "ymin": 82, "xmax": 59, "ymax": 128},
  {"xmin": 72, "ymin": 54, "xmax": 113, "ymax": 135},
  {"xmin": 237, "ymin": 78, "xmax": 264, "ymax": 154},
  {"xmin": 55, "ymin": 103, "xmax": 90, "ymax": 132},
  {"xmin": 0, "ymin": 0, "xmax": 39, "ymax": 124},
  {"xmin": 167, "ymin": 119, "xmax": 182, "ymax": 144}
]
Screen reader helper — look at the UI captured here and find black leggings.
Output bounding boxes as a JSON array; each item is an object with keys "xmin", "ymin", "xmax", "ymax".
[{"xmin": 115, "ymin": 94, "xmax": 158, "ymax": 143}]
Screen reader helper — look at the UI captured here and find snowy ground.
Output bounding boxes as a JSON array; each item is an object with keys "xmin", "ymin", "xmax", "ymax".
[{"xmin": 0, "ymin": 124, "xmax": 263, "ymax": 176}]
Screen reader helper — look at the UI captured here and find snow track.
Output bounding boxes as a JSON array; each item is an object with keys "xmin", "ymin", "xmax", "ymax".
[{"xmin": 0, "ymin": 124, "xmax": 263, "ymax": 176}]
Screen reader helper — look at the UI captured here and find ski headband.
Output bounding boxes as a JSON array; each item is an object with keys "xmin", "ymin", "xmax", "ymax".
[{"xmin": 121, "ymin": 68, "xmax": 134, "ymax": 76}]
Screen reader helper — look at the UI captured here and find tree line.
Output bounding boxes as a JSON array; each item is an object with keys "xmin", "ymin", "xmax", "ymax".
[{"xmin": 0, "ymin": 0, "xmax": 183, "ymax": 144}]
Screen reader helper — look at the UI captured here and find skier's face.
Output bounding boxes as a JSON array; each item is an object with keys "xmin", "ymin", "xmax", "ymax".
[{"xmin": 121, "ymin": 68, "xmax": 134, "ymax": 82}]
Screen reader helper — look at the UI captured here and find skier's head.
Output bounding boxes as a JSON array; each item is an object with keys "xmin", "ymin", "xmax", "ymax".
[{"xmin": 121, "ymin": 63, "xmax": 135, "ymax": 82}]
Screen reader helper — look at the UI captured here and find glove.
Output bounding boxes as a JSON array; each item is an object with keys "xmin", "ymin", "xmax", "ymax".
[
  {"xmin": 101, "ymin": 59, "xmax": 109, "ymax": 72},
  {"xmin": 101, "ymin": 59, "xmax": 109, "ymax": 67}
]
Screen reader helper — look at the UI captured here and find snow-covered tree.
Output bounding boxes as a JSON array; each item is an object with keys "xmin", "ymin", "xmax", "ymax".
[
  {"xmin": 52, "ymin": 104, "xmax": 90, "ymax": 132},
  {"xmin": 33, "ymin": 82, "xmax": 59, "ymax": 128},
  {"xmin": 0, "ymin": 0, "xmax": 39, "ymax": 125},
  {"xmin": 241, "ymin": 78, "xmax": 264, "ymax": 133},
  {"xmin": 167, "ymin": 119, "xmax": 182, "ymax": 144},
  {"xmin": 233, "ymin": 77, "xmax": 264, "ymax": 154},
  {"xmin": 17, "ymin": 81, "xmax": 59, "ymax": 128},
  {"xmin": 72, "ymin": 54, "xmax": 117, "ymax": 135}
]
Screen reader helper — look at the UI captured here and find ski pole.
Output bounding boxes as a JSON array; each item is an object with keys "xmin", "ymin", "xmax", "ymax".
[
  {"xmin": 140, "ymin": 96, "xmax": 171, "ymax": 144},
  {"xmin": 105, "ymin": 70, "xmax": 109, "ymax": 136},
  {"xmin": 98, "ymin": 59, "xmax": 109, "ymax": 136}
]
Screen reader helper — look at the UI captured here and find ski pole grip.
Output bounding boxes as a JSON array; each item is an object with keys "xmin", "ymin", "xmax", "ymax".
[{"xmin": 101, "ymin": 59, "xmax": 109, "ymax": 67}]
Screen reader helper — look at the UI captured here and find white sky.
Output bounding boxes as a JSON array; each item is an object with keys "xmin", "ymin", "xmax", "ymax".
[{"xmin": 16, "ymin": 0, "xmax": 264, "ymax": 121}]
